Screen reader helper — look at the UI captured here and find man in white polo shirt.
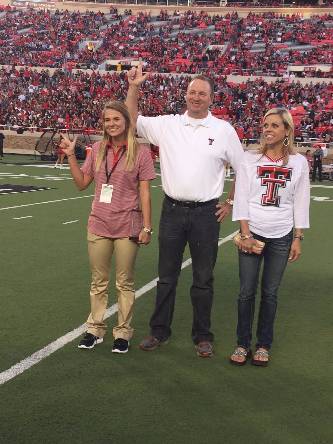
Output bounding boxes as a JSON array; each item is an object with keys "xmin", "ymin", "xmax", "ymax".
[{"xmin": 126, "ymin": 67, "xmax": 244, "ymax": 357}]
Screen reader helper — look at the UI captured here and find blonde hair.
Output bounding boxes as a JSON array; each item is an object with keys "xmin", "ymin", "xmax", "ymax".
[
  {"xmin": 96, "ymin": 101, "xmax": 137, "ymax": 172},
  {"xmin": 259, "ymin": 107, "xmax": 297, "ymax": 166}
]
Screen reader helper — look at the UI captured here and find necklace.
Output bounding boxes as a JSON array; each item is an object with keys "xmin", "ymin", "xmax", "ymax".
[{"xmin": 265, "ymin": 153, "xmax": 284, "ymax": 162}]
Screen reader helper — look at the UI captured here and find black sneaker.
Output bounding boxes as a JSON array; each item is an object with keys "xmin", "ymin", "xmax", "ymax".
[
  {"xmin": 112, "ymin": 338, "xmax": 129, "ymax": 354},
  {"xmin": 78, "ymin": 332, "xmax": 103, "ymax": 349}
]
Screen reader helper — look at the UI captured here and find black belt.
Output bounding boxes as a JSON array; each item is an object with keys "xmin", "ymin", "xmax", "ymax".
[{"xmin": 165, "ymin": 194, "xmax": 218, "ymax": 208}]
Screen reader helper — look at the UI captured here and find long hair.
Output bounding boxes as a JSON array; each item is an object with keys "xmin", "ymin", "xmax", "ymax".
[
  {"xmin": 259, "ymin": 107, "xmax": 297, "ymax": 166},
  {"xmin": 96, "ymin": 101, "xmax": 137, "ymax": 172}
]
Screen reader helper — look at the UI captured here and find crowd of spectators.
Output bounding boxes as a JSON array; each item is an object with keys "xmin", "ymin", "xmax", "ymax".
[
  {"xmin": 0, "ymin": 5, "xmax": 331, "ymax": 144},
  {"xmin": 0, "ymin": 67, "xmax": 331, "ymax": 144},
  {"xmin": 0, "ymin": 7, "xmax": 332, "ymax": 77}
]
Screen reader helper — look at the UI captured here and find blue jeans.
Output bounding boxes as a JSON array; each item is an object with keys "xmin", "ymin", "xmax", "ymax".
[
  {"xmin": 149, "ymin": 197, "xmax": 220, "ymax": 344},
  {"xmin": 236, "ymin": 230, "xmax": 293, "ymax": 350}
]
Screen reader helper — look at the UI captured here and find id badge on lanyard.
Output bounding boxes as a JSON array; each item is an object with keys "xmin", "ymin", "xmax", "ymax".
[
  {"xmin": 100, "ymin": 184, "xmax": 114, "ymax": 203},
  {"xmin": 99, "ymin": 146, "xmax": 125, "ymax": 204}
]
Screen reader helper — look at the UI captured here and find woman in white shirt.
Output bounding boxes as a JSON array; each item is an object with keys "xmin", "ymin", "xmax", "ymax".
[{"xmin": 230, "ymin": 108, "xmax": 310, "ymax": 367}]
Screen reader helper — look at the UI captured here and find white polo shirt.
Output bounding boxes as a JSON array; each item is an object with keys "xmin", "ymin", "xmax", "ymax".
[{"xmin": 137, "ymin": 111, "xmax": 244, "ymax": 201}]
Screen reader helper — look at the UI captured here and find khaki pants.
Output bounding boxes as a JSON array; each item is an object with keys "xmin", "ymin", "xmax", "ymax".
[{"xmin": 86, "ymin": 231, "xmax": 139, "ymax": 340}]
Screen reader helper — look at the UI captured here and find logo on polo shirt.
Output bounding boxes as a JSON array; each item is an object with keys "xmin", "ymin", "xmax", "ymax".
[{"xmin": 208, "ymin": 138, "xmax": 215, "ymax": 146}]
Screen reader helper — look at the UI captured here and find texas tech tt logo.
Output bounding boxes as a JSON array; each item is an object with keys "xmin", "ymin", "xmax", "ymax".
[{"xmin": 257, "ymin": 165, "xmax": 292, "ymax": 206}]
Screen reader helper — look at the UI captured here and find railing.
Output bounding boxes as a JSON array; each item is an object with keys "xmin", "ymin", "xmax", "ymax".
[
  {"xmin": 2, "ymin": 125, "xmax": 331, "ymax": 151},
  {"xmin": 0, "ymin": 125, "xmax": 102, "ymax": 135},
  {"xmin": 58, "ymin": 0, "xmax": 193, "ymax": 5},
  {"xmin": 55, "ymin": 0, "xmax": 332, "ymax": 6}
]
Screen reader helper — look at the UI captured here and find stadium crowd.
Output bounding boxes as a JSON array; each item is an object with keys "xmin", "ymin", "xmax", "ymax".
[
  {"xmin": 0, "ymin": 67, "xmax": 332, "ymax": 143},
  {"xmin": 0, "ymin": 7, "xmax": 332, "ymax": 77}
]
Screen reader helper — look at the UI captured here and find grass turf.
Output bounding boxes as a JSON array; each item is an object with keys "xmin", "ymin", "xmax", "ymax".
[{"xmin": 0, "ymin": 159, "xmax": 332, "ymax": 444}]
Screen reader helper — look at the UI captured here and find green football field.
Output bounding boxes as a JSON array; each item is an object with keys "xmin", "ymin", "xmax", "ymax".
[{"xmin": 0, "ymin": 155, "xmax": 332, "ymax": 444}]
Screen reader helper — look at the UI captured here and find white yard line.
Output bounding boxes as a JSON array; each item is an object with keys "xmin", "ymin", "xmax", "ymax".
[
  {"xmin": 63, "ymin": 220, "xmax": 79, "ymax": 225},
  {"xmin": 0, "ymin": 172, "xmax": 72, "ymax": 180},
  {"xmin": 0, "ymin": 230, "xmax": 237, "ymax": 386},
  {"xmin": 13, "ymin": 216, "xmax": 33, "ymax": 220},
  {"xmin": 0, "ymin": 195, "xmax": 94, "ymax": 211}
]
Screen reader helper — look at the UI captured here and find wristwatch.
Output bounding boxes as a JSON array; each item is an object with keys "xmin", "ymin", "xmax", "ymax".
[
  {"xmin": 143, "ymin": 227, "xmax": 153, "ymax": 235},
  {"xmin": 294, "ymin": 234, "xmax": 304, "ymax": 241},
  {"xmin": 225, "ymin": 198, "xmax": 234, "ymax": 206}
]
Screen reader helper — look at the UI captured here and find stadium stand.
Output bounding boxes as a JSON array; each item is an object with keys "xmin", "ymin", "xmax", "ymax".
[
  {"xmin": 0, "ymin": 4, "xmax": 331, "ymax": 150},
  {"xmin": 0, "ymin": 7, "xmax": 332, "ymax": 76},
  {"xmin": 0, "ymin": 67, "xmax": 331, "ymax": 145}
]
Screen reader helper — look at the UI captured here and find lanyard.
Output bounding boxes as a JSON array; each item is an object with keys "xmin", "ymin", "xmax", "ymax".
[{"xmin": 104, "ymin": 145, "xmax": 126, "ymax": 184}]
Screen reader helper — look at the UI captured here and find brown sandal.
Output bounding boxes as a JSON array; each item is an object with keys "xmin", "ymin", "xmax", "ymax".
[
  {"xmin": 251, "ymin": 348, "xmax": 270, "ymax": 367},
  {"xmin": 229, "ymin": 347, "xmax": 252, "ymax": 366}
]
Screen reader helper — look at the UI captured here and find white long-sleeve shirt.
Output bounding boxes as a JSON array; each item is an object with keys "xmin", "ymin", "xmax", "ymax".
[{"xmin": 233, "ymin": 151, "xmax": 310, "ymax": 238}]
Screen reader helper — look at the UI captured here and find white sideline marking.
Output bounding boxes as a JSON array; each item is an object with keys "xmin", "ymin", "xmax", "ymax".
[
  {"xmin": 0, "ymin": 172, "xmax": 72, "ymax": 181},
  {"xmin": 13, "ymin": 216, "xmax": 33, "ymax": 220},
  {"xmin": 0, "ymin": 195, "xmax": 94, "ymax": 211},
  {"xmin": 22, "ymin": 164, "xmax": 55, "ymax": 168},
  {"xmin": 311, "ymin": 196, "xmax": 333, "ymax": 202},
  {"xmin": 23, "ymin": 164, "xmax": 70, "ymax": 170},
  {"xmin": 63, "ymin": 220, "xmax": 79, "ymax": 224},
  {"xmin": 0, "ymin": 230, "xmax": 237, "ymax": 386}
]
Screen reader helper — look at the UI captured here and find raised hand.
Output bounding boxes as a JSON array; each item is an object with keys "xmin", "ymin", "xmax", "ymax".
[
  {"xmin": 59, "ymin": 134, "xmax": 78, "ymax": 157},
  {"xmin": 127, "ymin": 63, "xmax": 149, "ymax": 87}
]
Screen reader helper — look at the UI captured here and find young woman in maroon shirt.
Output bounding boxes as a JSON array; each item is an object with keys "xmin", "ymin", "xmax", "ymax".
[{"xmin": 61, "ymin": 101, "xmax": 155, "ymax": 354}]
